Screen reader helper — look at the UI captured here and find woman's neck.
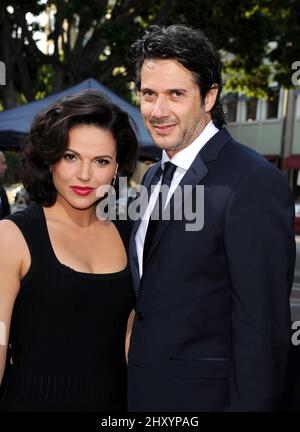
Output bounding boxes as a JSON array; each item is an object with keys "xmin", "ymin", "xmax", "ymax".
[{"xmin": 43, "ymin": 197, "xmax": 99, "ymax": 229}]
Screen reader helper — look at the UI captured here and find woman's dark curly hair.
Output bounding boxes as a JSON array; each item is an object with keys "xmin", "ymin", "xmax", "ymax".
[
  {"xmin": 127, "ymin": 24, "xmax": 226, "ymax": 129},
  {"xmin": 21, "ymin": 90, "xmax": 139, "ymax": 206}
]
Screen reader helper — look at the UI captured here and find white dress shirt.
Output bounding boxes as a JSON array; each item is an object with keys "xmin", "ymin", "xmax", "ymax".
[{"xmin": 135, "ymin": 120, "xmax": 219, "ymax": 277}]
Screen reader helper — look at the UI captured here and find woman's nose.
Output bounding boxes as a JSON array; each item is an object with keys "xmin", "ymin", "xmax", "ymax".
[{"xmin": 76, "ymin": 161, "xmax": 92, "ymax": 181}]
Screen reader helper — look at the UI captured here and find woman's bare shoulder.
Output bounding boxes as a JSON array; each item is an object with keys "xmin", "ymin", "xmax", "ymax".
[
  {"xmin": 0, "ymin": 219, "xmax": 28, "ymax": 265},
  {"xmin": 0, "ymin": 218, "xmax": 24, "ymax": 241}
]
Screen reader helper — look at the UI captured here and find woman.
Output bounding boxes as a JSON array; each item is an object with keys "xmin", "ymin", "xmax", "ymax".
[{"xmin": 0, "ymin": 90, "xmax": 138, "ymax": 412}]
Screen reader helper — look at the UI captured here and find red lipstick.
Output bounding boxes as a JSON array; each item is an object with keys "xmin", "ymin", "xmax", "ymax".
[{"xmin": 70, "ymin": 186, "xmax": 95, "ymax": 196}]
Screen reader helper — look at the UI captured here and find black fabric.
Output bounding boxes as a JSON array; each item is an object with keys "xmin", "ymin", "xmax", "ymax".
[
  {"xmin": 0, "ymin": 203, "xmax": 135, "ymax": 412},
  {"xmin": 143, "ymin": 162, "xmax": 177, "ymax": 267},
  {"xmin": 0, "ymin": 184, "xmax": 10, "ymax": 218},
  {"xmin": 128, "ymin": 128, "xmax": 295, "ymax": 411}
]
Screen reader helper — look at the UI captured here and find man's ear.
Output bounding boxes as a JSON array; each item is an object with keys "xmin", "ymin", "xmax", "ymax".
[{"xmin": 204, "ymin": 85, "xmax": 218, "ymax": 113}]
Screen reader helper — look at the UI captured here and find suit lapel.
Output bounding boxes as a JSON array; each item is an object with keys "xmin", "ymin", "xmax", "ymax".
[
  {"xmin": 143, "ymin": 157, "xmax": 208, "ymax": 269},
  {"xmin": 131, "ymin": 162, "xmax": 162, "ymax": 237},
  {"xmin": 129, "ymin": 162, "xmax": 162, "ymax": 295}
]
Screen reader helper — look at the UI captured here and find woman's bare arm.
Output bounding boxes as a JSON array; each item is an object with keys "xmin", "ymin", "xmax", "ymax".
[{"xmin": 125, "ymin": 309, "xmax": 135, "ymax": 365}]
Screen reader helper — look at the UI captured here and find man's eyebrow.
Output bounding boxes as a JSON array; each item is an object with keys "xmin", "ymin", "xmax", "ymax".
[
  {"xmin": 140, "ymin": 87, "xmax": 154, "ymax": 93},
  {"xmin": 168, "ymin": 88, "xmax": 187, "ymax": 93},
  {"xmin": 140, "ymin": 87, "xmax": 187, "ymax": 93}
]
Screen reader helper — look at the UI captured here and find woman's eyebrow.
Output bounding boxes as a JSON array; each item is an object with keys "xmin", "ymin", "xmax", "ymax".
[{"xmin": 67, "ymin": 149, "xmax": 113, "ymax": 160}]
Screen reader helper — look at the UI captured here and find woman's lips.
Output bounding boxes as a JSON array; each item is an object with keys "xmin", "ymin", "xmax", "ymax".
[{"xmin": 70, "ymin": 186, "xmax": 95, "ymax": 196}]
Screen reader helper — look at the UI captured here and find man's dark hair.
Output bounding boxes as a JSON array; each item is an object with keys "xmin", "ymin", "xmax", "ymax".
[
  {"xmin": 127, "ymin": 25, "xmax": 226, "ymax": 129},
  {"xmin": 21, "ymin": 90, "xmax": 139, "ymax": 206}
]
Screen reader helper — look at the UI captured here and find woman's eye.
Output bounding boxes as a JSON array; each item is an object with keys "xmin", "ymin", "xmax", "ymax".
[
  {"xmin": 96, "ymin": 159, "xmax": 109, "ymax": 166},
  {"xmin": 63, "ymin": 153, "xmax": 77, "ymax": 161}
]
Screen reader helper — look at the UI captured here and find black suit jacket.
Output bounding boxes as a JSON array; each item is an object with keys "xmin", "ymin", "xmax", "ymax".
[
  {"xmin": 128, "ymin": 128, "xmax": 295, "ymax": 411},
  {"xmin": 0, "ymin": 184, "xmax": 10, "ymax": 219}
]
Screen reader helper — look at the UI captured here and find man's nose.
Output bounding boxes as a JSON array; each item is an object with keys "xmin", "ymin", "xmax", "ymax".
[{"xmin": 151, "ymin": 96, "xmax": 170, "ymax": 119}]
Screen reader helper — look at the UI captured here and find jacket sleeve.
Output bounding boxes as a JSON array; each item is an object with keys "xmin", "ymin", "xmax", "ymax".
[{"xmin": 224, "ymin": 163, "xmax": 295, "ymax": 411}]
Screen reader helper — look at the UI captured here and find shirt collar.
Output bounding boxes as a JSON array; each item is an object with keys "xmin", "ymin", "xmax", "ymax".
[{"xmin": 161, "ymin": 120, "xmax": 219, "ymax": 171}]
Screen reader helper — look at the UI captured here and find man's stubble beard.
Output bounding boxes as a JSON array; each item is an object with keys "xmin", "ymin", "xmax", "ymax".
[{"xmin": 149, "ymin": 118, "xmax": 201, "ymax": 153}]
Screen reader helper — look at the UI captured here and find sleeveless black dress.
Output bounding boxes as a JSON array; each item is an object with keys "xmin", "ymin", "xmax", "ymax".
[{"xmin": 0, "ymin": 203, "xmax": 135, "ymax": 412}]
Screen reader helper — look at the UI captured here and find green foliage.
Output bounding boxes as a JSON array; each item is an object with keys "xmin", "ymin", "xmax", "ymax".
[
  {"xmin": 0, "ymin": 0, "xmax": 299, "ymax": 107},
  {"xmin": 172, "ymin": 0, "xmax": 300, "ymax": 95},
  {"xmin": 34, "ymin": 64, "xmax": 54, "ymax": 100}
]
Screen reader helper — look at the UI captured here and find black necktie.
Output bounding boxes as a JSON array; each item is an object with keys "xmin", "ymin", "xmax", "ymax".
[{"xmin": 143, "ymin": 162, "xmax": 177, "ymax": 267}]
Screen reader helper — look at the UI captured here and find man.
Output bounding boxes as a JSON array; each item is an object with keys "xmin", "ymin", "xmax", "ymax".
[
  {"xmin": 127, "ymin": 25, "xmax": 295, "ymax": 411},
  {"xmin": 0, "ymin": 151, "xmax": 10, "ymax": 219}
]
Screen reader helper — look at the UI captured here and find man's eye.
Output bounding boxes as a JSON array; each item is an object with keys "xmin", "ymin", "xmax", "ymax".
[
  {"xmin": 172, "ymin": 91, "xmax": 183, "ymax": 97},
  {"xmin": 142, "ymin": 91, "xmax": 154, "ymax": 97},
  {"xmin": 63, "ymin": 153, "xmax": 77, "ymax": 161}
]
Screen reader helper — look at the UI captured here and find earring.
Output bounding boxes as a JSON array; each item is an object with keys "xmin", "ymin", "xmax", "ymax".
[
  {"xmin": 112, "ymin": 176, "xmax": 116, "ymax": 186},
  {"xmin": 49, "ymin": 165, "xmax": 52, "ymax": 175}
]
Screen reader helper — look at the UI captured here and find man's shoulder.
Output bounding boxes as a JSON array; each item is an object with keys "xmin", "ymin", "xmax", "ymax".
[
  {"xmin": 212, "ymin": 128, "xmax": 289, "ymax": 190},
  {"xmin": 219, "ymin": 129, "xmax": 276, "ymax": 172}
]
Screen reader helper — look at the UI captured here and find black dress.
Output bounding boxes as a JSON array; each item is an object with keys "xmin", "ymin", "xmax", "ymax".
[
  {"xmin": 0, "ymin": 184, "xmax": 10, "ymax": 219},
  {"xmin": 0, "ymin": 203, "xmax": 135, "ymax": 412}
]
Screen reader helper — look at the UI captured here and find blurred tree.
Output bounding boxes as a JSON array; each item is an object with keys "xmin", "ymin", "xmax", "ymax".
[
  {"xmin": 0, "ymin": 0, "xmax": 175, "ymax": 108},
  {"xmin": 0, "ymin": 0, "xmax": 299, "ymax": 108},
  {"xmin": 173, "ymin": 0, "xmax": 300, "ymax": 97}
]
